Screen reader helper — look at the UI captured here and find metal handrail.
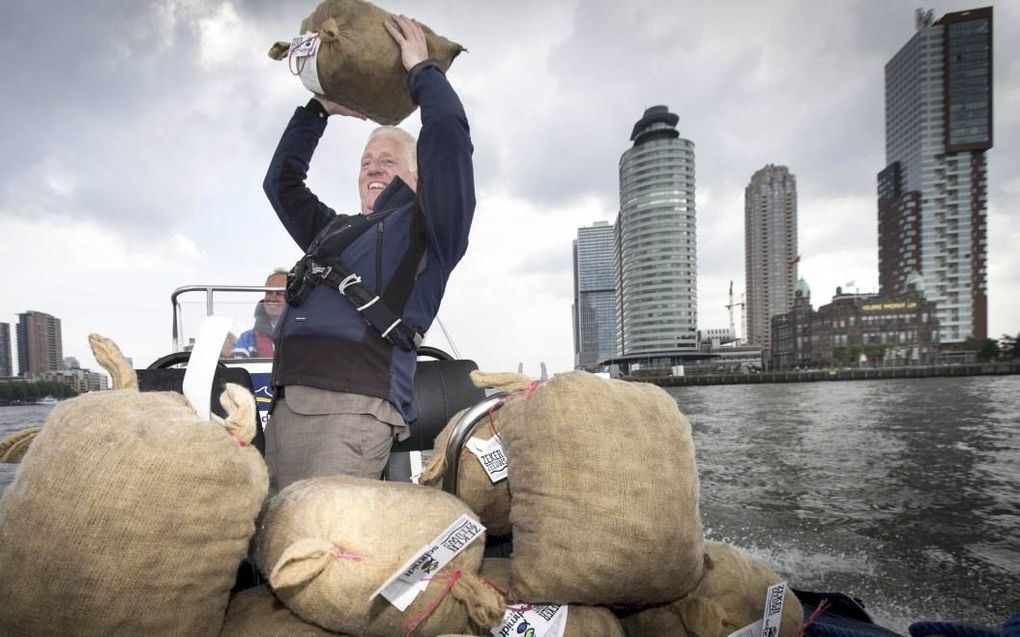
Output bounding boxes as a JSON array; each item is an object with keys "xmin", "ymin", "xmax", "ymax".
[
  {"xmin": 170, "ymin": 284, "xmax": 285, "ymax": 352},
  {"xmin": 442, "ymin": 391, "xmax": 509, "ymax": 494}
]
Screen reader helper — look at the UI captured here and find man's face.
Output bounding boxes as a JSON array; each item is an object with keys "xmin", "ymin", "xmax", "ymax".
[
  {"xmin": 358, "ymin": 135, "xmax": 417, "ymax": 214},
  {"xmin": 263, "ymin": 273, "xmax": 287, "ymax": 320}
]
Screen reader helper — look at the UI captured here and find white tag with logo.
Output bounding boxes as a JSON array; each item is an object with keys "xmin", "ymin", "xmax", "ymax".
[
  {"xmin": 726, "ymin": 581, "xmax": 786, "ymax": 637},
  {"xmin": 371, "ymin": 514, "xmax": 485, "ymax": 611},
  {"xmin": 465, "ymin": 436, "xmax": 509, "ymax": 483},
  {"xmin": 289, "ymin": 33, "xmax": 324, "ymax": 96},
  {"xmin": 490, "ymin": 604, "xmax": 568, "ymax": 637}
]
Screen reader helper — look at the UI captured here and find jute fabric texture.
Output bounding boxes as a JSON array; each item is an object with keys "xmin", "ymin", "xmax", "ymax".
[
  {"xmin": 0, "ymin": 334, "xmax": 269, "ymax": 637},
  {"xmin": 618, "ymin": 541, "xmax": 804, "ymax": 637},
  {"xmin": 269, "ymin": 0, "xmax": 463, "ymax": 125},
  {"xmin": 420, "ymin": 408, "xmax": 512, "ymax": 537},
  {"xmin": 497, "ymin": 371, "xmax": 705, "ymax": 605},
  {"xmin": 221, "ymin": 586, "xmax": 349, "ymax": 636},
  {"xmin": 475, "ymin": 558, "xmax": 626, "ymax": 637},
  {"xmin": 255, "ymin": 475, "xmax": 504, "ymax": 637}
]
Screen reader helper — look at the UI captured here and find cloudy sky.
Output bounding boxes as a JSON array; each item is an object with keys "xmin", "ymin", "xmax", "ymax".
[{"xmin": 1, "ymin": 0, "xmax": 1017, "ymax": 376}]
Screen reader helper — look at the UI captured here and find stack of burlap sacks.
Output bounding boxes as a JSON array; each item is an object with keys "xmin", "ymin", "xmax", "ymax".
[
  {"xmin": 417, "ymin": 370, "xmax": 807, "ymax": 637},
  {"xmin": 0, "ymin": 334, "xmax": 805, "ymax": 637},
  {"xmin": 0, "ymin": 335, "xmax": 269, "ymax": 636}
]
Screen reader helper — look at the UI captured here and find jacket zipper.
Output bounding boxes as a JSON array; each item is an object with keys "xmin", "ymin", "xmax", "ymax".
[{"xmin": 375, "ymin": 220, "xmax": 384, "ymax": 295}]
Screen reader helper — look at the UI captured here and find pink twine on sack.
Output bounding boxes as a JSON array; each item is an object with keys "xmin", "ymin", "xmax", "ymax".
[
  {"xmin": 288, "ymin": 33, "xmax": 320, "ymax": 76},
  {"xmin": 402, "ymin": 570, "xmax": 463, "ymax": 636},
  {"xmin": 226, "ymin": 430, "xmax": 247, "ymax": 448},
  {"xmin": 795, "ymin": 598, "xmax": 831, "ymax": 637},
  {"xmin": 332, "ymin": 547, "xmax": 364, "ymax": 562},
  {"xmin": 507, "ymin": 602, "xmax": 534, "ymax": 612},
  {"xmin": 480, "ymin": 577, "xmax": 507, "ymax": 596}
]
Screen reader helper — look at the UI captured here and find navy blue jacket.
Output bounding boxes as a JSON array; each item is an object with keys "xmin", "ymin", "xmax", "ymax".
[{"xmin": 263, "ymin": 63, "xmax": 475, "ymax": 422}]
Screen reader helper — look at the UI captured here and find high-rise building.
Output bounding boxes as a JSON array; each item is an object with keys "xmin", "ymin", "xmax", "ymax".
[
  {"xmin": 615, "ymin": 105, "xmax": 697, "ymax": 356},
  {"xmin": 0, "ymin": 322, "xmax": 12, "ymax": 377},
  {"xmin": 744, "ymin": 165, "xmax": 799, "ymax": 357},
  {"xmin": 16, "ymin": 311, "xmax": 63, "ymax": 376},
  {"xmin": 573, "ymin": 221, "xmax": 617, "ymax": 371},
  {"xmin": 879, "ymin": 7, "xmax": 993, "ymax": 343}
]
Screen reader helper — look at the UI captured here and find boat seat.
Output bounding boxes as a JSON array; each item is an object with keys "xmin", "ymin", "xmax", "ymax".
[
  {"xmin": 135, "ymin": 366, "xmax": 266, "ymax": 456},
  {"xmin": 384, "ymin": 357, "xmax": 484, "ymax": 482}
]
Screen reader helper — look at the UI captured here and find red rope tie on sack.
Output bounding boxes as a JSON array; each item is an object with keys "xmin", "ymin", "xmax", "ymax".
[
  {"xmin": 481, "ymin": 577, "xmax": 508, "ymax": 596},
  {"xmin": 507, "ymin": 602, "xmax": 533, "ymax": 612},
  {"xmin": 402, "ymin": 570, "xmax": 462, "ymax": 636},
  {"xmin": 333, "ymin": 547, "xmax": 364, "ymax": 562},
  {"xmin": 226, "ymin": 430, "xmax": 247, "ymax": 448},
  {"xmin": 288, "ymin": 33, "xmax": 319, "ymax": 76},
  {"xmin": 523, "ymin": 380, "xmax": 542, "ymax": 398},
  {"xmin": 795, "ymin": 598, "xmax": 831, "ymax": 637}
]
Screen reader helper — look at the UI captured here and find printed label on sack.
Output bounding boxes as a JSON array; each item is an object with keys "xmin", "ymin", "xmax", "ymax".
[
  {"xmin": 465, "ymin": 436, "xmax": 509, "ymax": 483},
  {"xmin": 290, "ymin": 33, "xmax": 324, "ymax": 96},
  {"xmin": 371, "ymin": 514, "xmax": 485, "ymax": 611},
  {"xmin": 726, "ymin": 581, "xmax": 786, "ymax": 637},
  {"xmin": 490, "ymin": 604, "xmax": 568, "ymax": 637}
]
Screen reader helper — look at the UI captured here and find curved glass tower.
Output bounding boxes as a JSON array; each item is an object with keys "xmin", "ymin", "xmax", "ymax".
[{"xmin": 615, "ymin": 105, "xmax": 697, "ymax": 355}]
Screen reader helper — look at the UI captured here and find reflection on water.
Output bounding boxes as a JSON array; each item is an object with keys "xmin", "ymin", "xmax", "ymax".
[{"xmin": 671, "ymin": 376, "xmax": 1020, "ymax": 632}]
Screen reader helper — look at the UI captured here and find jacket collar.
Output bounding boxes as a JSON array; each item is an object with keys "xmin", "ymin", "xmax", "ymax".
[{"xmin": 370, "ymin": 177, "xmax": 415, "ymax": 216}]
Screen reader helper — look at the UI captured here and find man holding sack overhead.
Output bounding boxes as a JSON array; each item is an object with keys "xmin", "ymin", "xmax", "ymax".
[{"xmin": 263, "ymin": 12, "xmax": 474, "ymax": 491}]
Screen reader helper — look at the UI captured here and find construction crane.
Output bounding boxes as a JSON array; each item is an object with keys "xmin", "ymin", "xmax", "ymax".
[{"xmin": 724, "ymin": 280, "xmax": 746, "ymax": 345}]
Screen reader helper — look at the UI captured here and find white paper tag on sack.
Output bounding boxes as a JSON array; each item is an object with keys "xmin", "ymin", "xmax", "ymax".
[
  {"xmin": 726, "ymin": 581, "xmax": 787, "ymax": 637},
  {"xmin": 181, "ymin": 315, "xmax": 233, "ymax": 420},
  {"xmin": 490, "ymin": 603, "xmax": 568, "ymax": 637},
  {"xmin": 465, "ymin": 436, "xmax": 509, "ymax": 483},
  {"xmin": 371, "ymin": 514, "xmax": 486, "ymax": 611},
  {"xmin": 290, "ymin": 33, "xmax": 325, "ymax": 96}
]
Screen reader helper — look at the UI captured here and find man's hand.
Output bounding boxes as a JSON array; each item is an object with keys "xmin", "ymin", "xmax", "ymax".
[
  {"xmin": 384, "ymin": 14, "xmax": 428, "ymax": 72},
  {"xmin": 312, "ymin": 95, "xmax": 366, "ymax": 119}
]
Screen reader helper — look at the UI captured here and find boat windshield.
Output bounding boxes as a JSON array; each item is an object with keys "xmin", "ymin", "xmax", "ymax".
[{"xmin": 170, "ymin": 285, "xmax": 285, "ymax": 361}]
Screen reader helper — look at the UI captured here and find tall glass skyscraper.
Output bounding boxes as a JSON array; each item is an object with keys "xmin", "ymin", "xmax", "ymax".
[
  {"xmin": 615, "ymin": 106, "xmax": 697, "ymax": 355},
  {"xmin": 0, "ymin": 322, "xmax": 12, "ymax": 377},
  {"xmin": 879, "ymin": 7, "xmax": 992, "ymax": 343},
  {"xmin": 573, "ymin": 221, "xmax": 617, "ymax": 371},
  {"xmin": 744, "ymin": 165, "xmax": 798, "ymax": 355}
]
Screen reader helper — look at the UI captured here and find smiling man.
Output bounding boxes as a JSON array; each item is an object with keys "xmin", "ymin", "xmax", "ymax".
[{"xmin": 262, "ymin": 15, "xmax": 475, "ymax": 491}]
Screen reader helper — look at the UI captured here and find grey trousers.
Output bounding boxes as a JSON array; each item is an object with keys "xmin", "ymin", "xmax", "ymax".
[{"xmin": 265, "ymin": 386, "xmax": 408, "ymax": 494}]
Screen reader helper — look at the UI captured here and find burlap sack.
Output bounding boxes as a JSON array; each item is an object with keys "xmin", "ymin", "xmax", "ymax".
[
  {"xmin": 222, "ymin": 586, "xmax": 348, "ymax": 636},
  {"xmin": 0, "ymin": 334, "xmax": 269, "ymax": 637},
  {"xmin": 269, "ymin": 0, "xmax": 464, "ymax": 125},
  {"xmin": 255, "ymin": 475, "xmax": 504, "ymax": 637},
  {"xmin": 496, "ymin": 371, "xmax": 704, "ymax": 605},
  {"xmin": 618, "ymin": 542, "xmax": 804, "ymax": 637},
  {"xmin": 420, "ymin": 407, "xmax": 512, "ymax": 537},
  {"xmin": 0, "ymin": 426, "xmax": 40, "ymax": 463},
  {"xmin": 475, "ymin": 558, "xmax": 626, "ymax": 637}
]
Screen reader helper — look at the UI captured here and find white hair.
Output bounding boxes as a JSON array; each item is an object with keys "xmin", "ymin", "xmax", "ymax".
[{"xmin": 366, "ymin": 126, "xmax": 417, "ymax": 174}]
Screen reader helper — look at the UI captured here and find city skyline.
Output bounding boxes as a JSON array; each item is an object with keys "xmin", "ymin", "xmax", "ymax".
[{"xmin": 0, "ymin": 1, "xmax": 1016, "ymax": 375}]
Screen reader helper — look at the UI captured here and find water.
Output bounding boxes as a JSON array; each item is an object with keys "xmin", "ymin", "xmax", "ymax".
[
  {"xmin": 671, "ymin": 376, "xmax": 1020, "ymax": 632},
  {"xmin": 2, "ymin": 378, "xmax": 1018, "ymax": 631}
]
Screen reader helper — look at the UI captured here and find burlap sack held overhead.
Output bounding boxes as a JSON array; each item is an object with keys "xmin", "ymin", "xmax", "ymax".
[
  {"xmin": 0, "ymin": 334, "xmax": 269, "ymax": 637},
  {"xmin": 255, "ymin": 475, "xmax": 504, "ymax": 637},
  {"xmin": 269, "ymin": 0, "xmax": 464, "ymax": 125},
  {"xmin": 221, "ymin": 586, "xmax": 349, "ymax": 637},
  {"xmin": 473, "ymin": 558, "xmax": 627, "ymax": 637},
  {"xmin": 619, "ymin": 541, "xmax": 804, "ymax": 637},
  {"xmin": 496, "ymin": 371, "xmax": 705, "ymax": 606}
]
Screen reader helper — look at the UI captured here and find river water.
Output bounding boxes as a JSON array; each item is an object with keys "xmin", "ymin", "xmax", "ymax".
[
  {"xmin": 671, "ymin": 375, "xmax": 1020, "ymax": 632},
  {"xmin": 2, "ymin": 377, "xmax": 1018, "ymax": 632}
]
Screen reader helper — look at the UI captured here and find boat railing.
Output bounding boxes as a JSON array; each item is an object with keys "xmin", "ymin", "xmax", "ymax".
[
  {"xmin": 441, "ymin": 392, "xmax": 508, "ymax": 494},
  {"xmin": 169, "ymin": 284, "xmax": 285, "ymax": 354}
]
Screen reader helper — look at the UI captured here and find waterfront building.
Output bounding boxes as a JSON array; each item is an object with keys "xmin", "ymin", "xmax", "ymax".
[
  {"xmin": 16, "ymin": 311, "xmax": 63, "ymax": 377},
  {"xmin": 39, "ymin": 368, "xmax": 109, "ymax": 393},
  {"xmin": 0, "ymin": 322, "xmax": 11, "ymax": 377},
  {"xmin": 614, "ymin": 105, "xmax": 698, "ymax": 358},
  {"xmin": 771, "ymin": 279, "xmax": 939, "ymax": 370},
  {"xmin": 744, "ymin": 165, "xmax": 798, "ymax": 360},
  {"xmin": 878, "ymin": 7, "xmax": 993, "ymax": 343},
  {"xmin": 573, "ymin": 221, "xmax": 618, "ymax": 372}
]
